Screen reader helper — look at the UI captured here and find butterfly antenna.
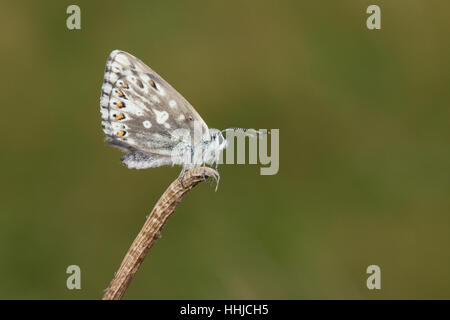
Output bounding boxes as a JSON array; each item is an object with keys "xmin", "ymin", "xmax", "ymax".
[{"xmin": 221, "ymin": 128, "xmax": 269, "ymax": 138}]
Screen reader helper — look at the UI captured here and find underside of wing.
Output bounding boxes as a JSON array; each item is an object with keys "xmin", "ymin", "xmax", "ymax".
[
  {"xmin": 120, "ymin": 151, "xmax": 173, "ymax": 169},
  {"xmin": 99, "ymin": 50, "xmax": 210, "ymax": 158}
]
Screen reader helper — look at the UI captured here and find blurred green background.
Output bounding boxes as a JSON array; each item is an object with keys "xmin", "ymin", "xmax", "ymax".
[{"xmin": 0, "ymin": 0, "xmax": 449, "ymax": 299}]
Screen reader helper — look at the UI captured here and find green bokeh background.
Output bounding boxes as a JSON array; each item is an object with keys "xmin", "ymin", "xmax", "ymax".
[{"xmin": 1, "ymin": 1, "xmax": 449, "ymax": 299}]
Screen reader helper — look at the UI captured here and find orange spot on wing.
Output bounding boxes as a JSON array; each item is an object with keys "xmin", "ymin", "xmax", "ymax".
[
  {"xmin": 117, "ymin": 102, "xmax": 124, "ymax": 108},
  {"xmin": 118, "ymin": 90, "xmax": 124, "ymax": 97},
  {"xmin": 117, "ymin": 131, "xmax": 126, "ymax": 137},
  {"xmin": 115, "ymin": 114, "xmax": 125, "ymax": 120}
]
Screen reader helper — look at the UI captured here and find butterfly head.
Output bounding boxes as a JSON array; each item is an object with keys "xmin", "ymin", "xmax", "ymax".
[
  {"xmin": 209, "ymin": 128, "xmax": 227, "ymax": 148},
  {"xmin": 208, "ymin": 128, "xmax": 227, "ymax": 150}
]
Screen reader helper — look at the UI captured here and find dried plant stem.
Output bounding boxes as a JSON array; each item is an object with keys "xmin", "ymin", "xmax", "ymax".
[{"xmin": 102, "ymin": 167, "xmax": 219, "ymax": 300}]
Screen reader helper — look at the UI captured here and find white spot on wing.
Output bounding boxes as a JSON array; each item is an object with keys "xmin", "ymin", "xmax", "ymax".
[
  {"xmin": 169, "ymin": 100, "xmax": 177, "ymax": 109},
  {"xmin": 108, "ymin": 72, "xmax": 118, "ymax": 83},
  {"xmin": 102, "ymin": 83, "xmax": 112, "ymax": 94},
  {"xmin": 100, "ymin": 109, "xmax": 108, "ymax": 120},
  {"xmin": 178, "ymin": 114, "xmax": 185, "ymax": 121},
  {"xmin": 100, "ymin": 96, "xmax": 109, "ymax": 107},
  {"xmin": 154, "ymin": 109, "xmax": 169, "ymax": 124},
  {"xmin": 102, "ymin": 122, "xmax": 112, "ymax": 134},
  {"xmin": 111, "ymin": 122, "xmax": 128, "ymax": 130},
  {"xmin": 143, "ymin": 120, "xmax": 152, "ymax": 128},
  {"xmin": 156, "ymin": 83, "xmax": 165, "ymax": 96}
]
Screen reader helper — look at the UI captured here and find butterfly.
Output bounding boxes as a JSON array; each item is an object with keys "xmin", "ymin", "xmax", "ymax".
[{"xmin": 99, "ymin": 50, "xmax": 236, "ymax": 182}]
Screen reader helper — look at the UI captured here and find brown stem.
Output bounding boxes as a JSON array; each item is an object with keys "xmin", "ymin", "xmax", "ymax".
[{"xmin": 102, "ymin": 167, "xmax": 219, "ymax": 300}]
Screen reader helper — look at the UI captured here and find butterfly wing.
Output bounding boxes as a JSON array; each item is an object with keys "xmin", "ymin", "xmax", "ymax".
[{"xmin": 100, "ymin": 50, "xmax": 210, "ymax": 168}]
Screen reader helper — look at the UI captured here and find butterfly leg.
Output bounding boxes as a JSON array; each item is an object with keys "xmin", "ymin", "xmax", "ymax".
[
  {"xmin": 210, "ymin": 161, "xmax": 220, "ymax": 192},
  {"xmin": 214, "ymin": 170, "xmax": 220, "ymax": 192}
]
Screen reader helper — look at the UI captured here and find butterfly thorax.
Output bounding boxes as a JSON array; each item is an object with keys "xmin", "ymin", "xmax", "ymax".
[
  {"xmin": 202, "ymin": 128, "xmax": 227, "ymax": 165},
  {"xmin": 172, "ymin": 128, "xmax": 226, "ymax": 170}
]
